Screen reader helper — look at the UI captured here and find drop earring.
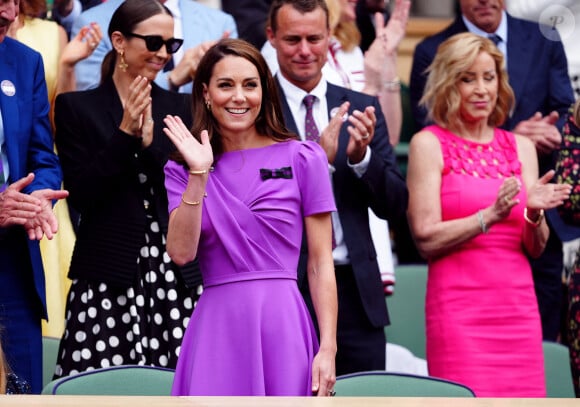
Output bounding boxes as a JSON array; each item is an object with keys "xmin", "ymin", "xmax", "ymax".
[
  {"xmin": 118, "ymin": 51, "xmax": 128, "ymax": 72},
  {"xmin": 205, "ymin": 100, "xmax": 211, "ymax": 111}
]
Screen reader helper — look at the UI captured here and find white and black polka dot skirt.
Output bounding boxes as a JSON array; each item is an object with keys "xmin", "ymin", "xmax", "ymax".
[{"xmin": 54, "ymin": 177, "xmax": 202, "ymax": 379}]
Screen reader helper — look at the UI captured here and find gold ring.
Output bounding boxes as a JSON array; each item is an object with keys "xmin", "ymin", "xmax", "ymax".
[{"xmin": 361, "ymin": 132, "xmax": 370, "ymax": 139}]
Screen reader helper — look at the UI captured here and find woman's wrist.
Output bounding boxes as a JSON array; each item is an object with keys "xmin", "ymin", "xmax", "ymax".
[{"xmin": 524, "ymin": 208, "xmax": 545, "ymax": 227}]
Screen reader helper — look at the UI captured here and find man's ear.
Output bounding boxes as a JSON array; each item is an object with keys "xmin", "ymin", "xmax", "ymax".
[{"xmin": 266, "ymin": 26, "xmax": 276, "ymax": 49}]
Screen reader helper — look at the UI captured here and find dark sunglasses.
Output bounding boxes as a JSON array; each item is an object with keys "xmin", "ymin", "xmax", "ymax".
[{"xmin": 125, "ymin": 32, "xmax": 184, "ymax": 54}]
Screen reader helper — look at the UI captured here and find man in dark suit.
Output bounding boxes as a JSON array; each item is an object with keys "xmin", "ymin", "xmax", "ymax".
[
  {"xmin": 266, "ymin": 0, "xmax": 408, "ymax": 375},
  {"xmin": 0, "ymin": 0, "xmax": 68, "ymax": 393},
  {"xmin": 409, "ymin": 0, "xmax": 575, "ymax": 341}
]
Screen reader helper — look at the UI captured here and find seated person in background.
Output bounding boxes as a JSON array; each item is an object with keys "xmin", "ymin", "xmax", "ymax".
[
  {"xmin": 407, "ymin": 32, "xmax": 571, "ymax": 397},
  {"xmin": 70, "ymin": 0, "xmax": 238, "ymax": 93}
]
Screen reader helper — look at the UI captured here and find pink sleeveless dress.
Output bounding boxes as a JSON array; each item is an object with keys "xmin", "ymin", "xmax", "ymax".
[{"xmin": 425, "ymin": 125, "xmax": 546, "ymax": 397}]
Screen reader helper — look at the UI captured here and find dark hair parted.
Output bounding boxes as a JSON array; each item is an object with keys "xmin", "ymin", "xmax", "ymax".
[
  {"xmin": 420, "ymin": 32, "xmax": 514, "ymax": 130},
  {"xmin": 268, "ymin": 0, "xmax": 330, "ymax": 34},
  {"xmin": 100, "ymin": 0, "xmax": 171, "ymax": 82},
  {"xmin": 190, "ymin": 38, "xmax": 296, "ymax": 157}
]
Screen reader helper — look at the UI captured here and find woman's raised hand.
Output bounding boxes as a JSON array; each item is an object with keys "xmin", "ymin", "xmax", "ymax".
[{"xmin": 163, "ymin": 115, "xmax": 214, "ymax": 171}]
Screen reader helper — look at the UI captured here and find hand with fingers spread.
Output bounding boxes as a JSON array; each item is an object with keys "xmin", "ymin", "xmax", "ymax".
[
  {"xmin": 319, "ymin": 101, "xmax": 349, "ymax": 164},
  {"xmin": 346, "ymin": 105, "xmax": 376, "ymax": 164},
  {"xmin": 61, "ymin": 22, "xmax": 104, "ymax": 67},
  {"xmin": 527, "ymin": 170, "xmax": 572, "ymax": 210},
  {"xmin": 119, "ymin": 76, "xmax": 152, "ymax": 139},
  {"xmin": 163, "ymin": 115, "xmax": 214, "ymax": 172}
]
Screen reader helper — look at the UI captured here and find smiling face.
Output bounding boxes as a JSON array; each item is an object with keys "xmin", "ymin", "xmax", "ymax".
[
  {"xmin": 457, "ymin": 51, "xmax": 498, "ymax": 124},
  {"xmin": 203, "ymin": 55, "xmax": 262, "ymax": 139},
  {"xmin": 267, "ymin": 4, "xmax": 329, "ymax": 93},
  {"xmin": 115, "ymin": 13, "xmax": 174, "ymax": 81},
  {"xmin": 459, "ymin": 0, "xmax": 504, "ymax": 33}
]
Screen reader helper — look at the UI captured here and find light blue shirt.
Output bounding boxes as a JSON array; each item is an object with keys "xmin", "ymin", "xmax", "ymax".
[{"xmin": 463, "ymin": 10, "xmax": 509, "ymax": 65}]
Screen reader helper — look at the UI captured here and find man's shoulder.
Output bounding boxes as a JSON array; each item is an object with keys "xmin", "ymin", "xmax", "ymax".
[
  {"xmin": 326, "ymin": 82, "xmax": 376, "ymax": 105},
  {"xmin": 75, "ymin": 0, "xmax": 120, "ymax": 25},
  {"xmin": 0, "ymin": 37, "xmax": 42, "ymax": 63},
  {"xmin": 415, "ymin": 17, "xmax": 464, "ymax": 53}
]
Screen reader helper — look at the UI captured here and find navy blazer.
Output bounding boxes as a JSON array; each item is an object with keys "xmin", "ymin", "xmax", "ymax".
[
  {"xmin": 54, "ymin": 78, "xmax": 200, "ymax": 289},
  {"xmin": 277, "ymin": 79, "xmax": 408, "ymax": 328},
  {"xmin": 410, "ymin": 14, "xmax": 575, "ymax": 132},
  {"xmin": 0, "ymin": 38, "xmax": 62, "ymax": 318}
]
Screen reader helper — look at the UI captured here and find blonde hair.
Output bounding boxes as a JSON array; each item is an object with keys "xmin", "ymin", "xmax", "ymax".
[
  {"xmin": 574, "ymin": 99, "xmax": 580, "ymax": 126},
  {"xmin": 420, "ymin": 32, "xmax": 514, "ymax": 131},
  {"xmin": 326, "ymin": 0, "xmax": 360, "ymax": 52}
]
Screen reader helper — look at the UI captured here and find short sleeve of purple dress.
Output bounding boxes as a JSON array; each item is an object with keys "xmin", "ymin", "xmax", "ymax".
[{"xmin": 165, "ymin": 140, "xmax": 336, "ymax": 396}]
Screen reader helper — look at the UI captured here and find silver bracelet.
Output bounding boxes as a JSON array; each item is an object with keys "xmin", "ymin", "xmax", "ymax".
[
  {"xmin": 477, "ymin": 210, "xmax": 489, "ymax": 234},
  {"xmin": 382, "ymin": 77, "xmax": 401, "ymax": 92}
]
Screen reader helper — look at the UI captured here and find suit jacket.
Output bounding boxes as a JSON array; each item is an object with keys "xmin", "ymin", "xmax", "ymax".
[
  {"xmin": 277, "ymin": 79, "xmax": 408, "ymax": 328},
  {"xmin": 0, "ymin": 38, "xmax": 62, "ymax": 318},
  {"xmin": 72, "ymin": 0, "xmax": 238, "ymax": 93},
  {"xmin": 410, "ymin": 14, "xmax": 575, "ymax": 132},
  {"xmin": 54, "ymin": 78, "xmax": 199, "ymax": 288},
  {"xmin": 221, "ymin": 0, "xmax": 271, "ymax": 49}
]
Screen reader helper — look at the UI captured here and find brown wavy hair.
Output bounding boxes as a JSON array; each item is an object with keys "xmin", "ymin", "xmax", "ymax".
[
  {"xmin": 420, "ymin": 32, "xmax": 514, "ymax": 131},
  {"xmin": 187, "ymin": 38, "xmax": 296, "ymax": 159}
]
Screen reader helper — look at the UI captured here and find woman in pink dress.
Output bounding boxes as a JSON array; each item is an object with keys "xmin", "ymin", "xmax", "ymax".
[
  {"xmin": 163, "ymin": 38, "xmax": 338, "ymax": 396},
  {"xmin": 406, "ymin": 32, "xmax": 572, "ymax": 397}
]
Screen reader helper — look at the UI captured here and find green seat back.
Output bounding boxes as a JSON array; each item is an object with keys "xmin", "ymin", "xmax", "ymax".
[
  {"xmin": 41, "ymin": 365, "xmax": 175, "ymax": 395},
  {"xmin": 543, "ymin": 341, "xmax": 575, "ymax": 398},
  {"xmin": 385, "ymin": 264, "xmax": 428, "ymax": 358},
  {"xmin": 335, "ymin": 371, "xmax": 475, "ymax": 397},
  {"xmin": 42, "ymin": 336, "xmax": 60, "ymax": 388}
]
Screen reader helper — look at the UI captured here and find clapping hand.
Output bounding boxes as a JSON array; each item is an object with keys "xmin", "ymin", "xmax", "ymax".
[
  {"xmin": 320, "ymin": 101, "xmax": 349, "ymax": 164},
  {"xmin": 526, "ymin": 170, "xmax": 572, "ymax": 210},
  {"xmin": 119, "ymin": 76, "xmax": 152, "ymax": 143},
  {"xmin": 0, "ymin": 173, "xmax": 69, "ymax": 240}
]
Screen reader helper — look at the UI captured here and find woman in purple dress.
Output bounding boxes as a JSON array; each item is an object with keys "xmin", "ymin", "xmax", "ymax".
[{"xmin": 163, "ymin": 38, "xmax": 338, "ymax": 396}]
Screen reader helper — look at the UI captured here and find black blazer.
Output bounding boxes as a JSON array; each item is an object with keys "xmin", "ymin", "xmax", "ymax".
[
  {"xmin": 54, "ymin": 78, "xmax": 200, "ymax": 288},
  {"xmin": 277, "ymin": 79, "xmax": 408, "ymax": 328}
]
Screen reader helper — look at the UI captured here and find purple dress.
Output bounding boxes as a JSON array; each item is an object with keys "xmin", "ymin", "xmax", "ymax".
[{"xmin": 164, "ymin": 140, "xmax": 336, "ymax": 396}]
